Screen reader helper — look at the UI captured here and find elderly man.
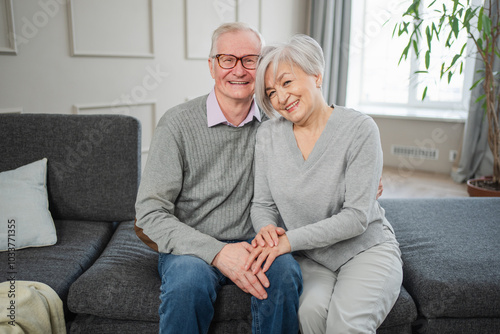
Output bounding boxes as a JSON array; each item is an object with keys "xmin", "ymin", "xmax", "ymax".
[{"xmin": 135, "ymin": 22, "xmax": 302, "ymax": 334}]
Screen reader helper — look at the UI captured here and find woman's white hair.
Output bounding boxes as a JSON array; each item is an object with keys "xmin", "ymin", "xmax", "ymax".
[{"xmin": 255, "ymin": 34, "xmax": 325, "ymax": 118}]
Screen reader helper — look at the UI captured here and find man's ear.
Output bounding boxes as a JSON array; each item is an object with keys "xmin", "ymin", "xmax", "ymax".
[{"xmin": 208, "ymin": 58, "xmax": 216, "ymax": 79}]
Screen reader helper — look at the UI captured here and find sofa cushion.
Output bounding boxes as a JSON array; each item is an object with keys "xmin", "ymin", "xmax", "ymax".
[
  {"xmin": 379, "ymin": 285, "xmax": 416, "ymax": 330},
  {"xmin": 69, "ymin": 314, "xmax": 416, "ymax": 334},
  {"xmin": 70, "ymin": 315, "xmax": 159, "ymax": 334},
  {"xmin": 69, "ymin": 315, "xmax": 253, "ymax": 334},
  {"xmin": 379, "ymin": 197, "xmax": 500, "ymax": 319},
  {"xmin": 0, "ymin": 114, "xmax": 141, "ymax": 222},
  {"xmin": 68, "ymin": 221, "xmax": 416, "ymax": 332},
  {"xmin": 413, "ymin": 317, "xmax": 500, "ymax": 334},
  {"xmin": 68, "ymin": 222, "xmax": 255, "ymax": 322},
  {"xmin": 67, "ymin": 221, "xmax": 161, "ymax": 321},
  {"xmin": 0, "ymin": 219, "xmax": 116, "ymax": 310},
  {"xmin": 0, "ymin": 158, "xmax": 56, "ymax": 251}
]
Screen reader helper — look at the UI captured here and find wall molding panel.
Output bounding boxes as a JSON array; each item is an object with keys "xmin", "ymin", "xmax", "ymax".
[
  {"xmin": 0, "ymin": 0, "xmax": 17, "ymax": 55},
  {"xmin": 185, "ymin": 0, "xmax": 261, "ymax": 59},
  {"xmin": 67, "ymin": 0, "xmax": 155, "ymax": 58},
  {"xmin": 73, "ymin": 100, "xmax": 156, "ymax": 154}
]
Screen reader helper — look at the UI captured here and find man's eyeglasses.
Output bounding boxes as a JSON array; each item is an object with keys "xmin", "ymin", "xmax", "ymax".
[{"xmin": 213, "ymin": 54, "xmax": 260, "ymax": 70}]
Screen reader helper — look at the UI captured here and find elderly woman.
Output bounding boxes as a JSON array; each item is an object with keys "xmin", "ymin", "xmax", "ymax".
[{"xmin": 246, "ymin": 35, "xmax": 403, "ymax": 333}]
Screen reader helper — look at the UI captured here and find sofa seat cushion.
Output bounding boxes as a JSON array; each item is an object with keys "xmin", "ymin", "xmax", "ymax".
[
  {"xmin": 379, "ymin": 285, "xmax": 417, "ymax": 331},
  {"xmin": 70, "ymin": 315, "xmax": 158, "ymax": 334},
  {"xmin": 0, "ymin": 219, "xmax": 116, "ymax": 307},
  {"xmin": 413, "ymin": 317, "xmax": 500, "ymax": 334},
  {"xmin": 67, "ymin": 221, "xmax": 161, "ymax": 321},
  {"xmin": 69, "ymin": 315, "xmax": 253, "ymax": 334},
  {"xmin": 67, "ymin": 221, "xmax": 255, "ymax": 323},
  {"xmin": 380, "ymin": 198, "xmax": 500, "ymax": 319},
  {"xmin": 68, "ymin": 221, "xmax": 416, "ymax": 332}
]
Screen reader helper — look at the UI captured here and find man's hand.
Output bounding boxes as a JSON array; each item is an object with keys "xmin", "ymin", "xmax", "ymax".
[
  {"xmin": 251, "ymin": 224, "xmax": 286, "ymax": 248},
  {"xmin": 212, "ymin": 242, "xmax": 269, "ymax": 300}
]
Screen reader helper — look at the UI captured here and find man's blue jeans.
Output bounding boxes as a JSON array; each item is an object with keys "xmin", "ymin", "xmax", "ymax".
[{"xmin": 157, "ymin": 245, "xmax": 302, "ymax": 334}]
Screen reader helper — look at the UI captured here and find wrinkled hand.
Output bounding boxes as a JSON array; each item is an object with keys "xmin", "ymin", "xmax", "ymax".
[
  {"xmin": 251, "ymin": 224, "xmax": 286, "ymax": 248},
  {"xmin": 377, "ymin": 178, "xmax": 383, "ymax": 199},
  {"xmin": 212, "ymin": 242, "xmax": 269, "ymax": 299},
  {"xmin": 245, "ymin": 234, "xmax": 291, "ymax": 274}
]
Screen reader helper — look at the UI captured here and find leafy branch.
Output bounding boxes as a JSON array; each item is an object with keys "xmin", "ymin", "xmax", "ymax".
[{"xmin": 394, "ymin": 0, "xmax": 500, "ymax": 183}]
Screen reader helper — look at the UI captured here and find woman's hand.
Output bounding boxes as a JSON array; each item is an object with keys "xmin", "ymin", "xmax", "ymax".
[
  {"xmin": 245, "ymin": 234, "xmax": 291, "ymax": 273},
  {"xmin": 251, "ymin": 224, "xmax": 286, "ymax": 248}
]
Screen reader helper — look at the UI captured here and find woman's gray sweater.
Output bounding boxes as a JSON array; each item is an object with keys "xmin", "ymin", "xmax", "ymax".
[{"xmin": 251, "ymin": 106, "xmax": 393, "ymax": 272}]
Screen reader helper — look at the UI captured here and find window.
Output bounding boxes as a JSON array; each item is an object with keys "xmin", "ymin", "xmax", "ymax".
[{"xmin": 346, "ymin": 0, "xmax": 474, "ymax": 120}]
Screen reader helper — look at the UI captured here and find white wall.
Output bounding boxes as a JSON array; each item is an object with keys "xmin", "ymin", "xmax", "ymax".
[
  {"xmin": 0, "ymin": 0, "xmax": 310, "ymax": 168},
  {"xmin": 373, "ymin": 116, "xmax": 465, "ymax": 175},
  {"xmin": 0, "ymin": 0, "xmax": 465, "ymax": 175}
]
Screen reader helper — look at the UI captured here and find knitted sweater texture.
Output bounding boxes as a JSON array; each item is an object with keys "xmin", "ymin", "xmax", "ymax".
[
  {"xmin": 251, "ymin": 106, "xmax": 393, "ymax": 272},
  {"xmin": 135, "ymin": 95, "xmax": 261, "ymax": 264}
]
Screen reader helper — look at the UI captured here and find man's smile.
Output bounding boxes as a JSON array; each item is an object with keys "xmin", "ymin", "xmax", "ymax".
[{"xmin": 229, "ymin": 81, "xmax": 250, "ymax": 85}]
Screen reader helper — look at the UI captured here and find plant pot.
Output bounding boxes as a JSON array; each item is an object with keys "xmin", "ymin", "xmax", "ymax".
[{"xmin": 467, "ymin": 176, "xmax": 500, "ymax": 197}]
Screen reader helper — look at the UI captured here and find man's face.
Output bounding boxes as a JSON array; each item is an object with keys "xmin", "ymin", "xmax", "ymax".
[{"xmin": 209, "ymin": 30, "xmax": 261, "ymax": 105}]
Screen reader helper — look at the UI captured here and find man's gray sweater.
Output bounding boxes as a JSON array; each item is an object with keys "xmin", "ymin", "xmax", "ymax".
[{"xmin": 135, "ymin": 95, "xmax": 261, "ymax": 264}]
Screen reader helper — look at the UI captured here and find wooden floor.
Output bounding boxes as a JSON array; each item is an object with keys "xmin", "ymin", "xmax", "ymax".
[{"xmin": 381, "ymin": 166, "xmax": 469, "ymax": 198}]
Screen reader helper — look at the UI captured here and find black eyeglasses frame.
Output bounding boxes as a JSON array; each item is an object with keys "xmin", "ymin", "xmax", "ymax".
[{"xmin": 213, "ymin": 54, "xmax": 260, "ymax": 70}]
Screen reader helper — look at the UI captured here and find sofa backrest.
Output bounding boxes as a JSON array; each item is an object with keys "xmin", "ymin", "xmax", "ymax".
[{"xmin": 0, "ymin": 113, "xmax": 141, "ymax": 222}]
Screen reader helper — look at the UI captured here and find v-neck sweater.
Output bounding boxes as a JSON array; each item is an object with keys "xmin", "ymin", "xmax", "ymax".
[{"xmin": 251, "ymin": 105, "xmax": 393, "ymax": 272}]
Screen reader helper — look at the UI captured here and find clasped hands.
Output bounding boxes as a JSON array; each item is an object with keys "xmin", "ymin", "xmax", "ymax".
[
  {"xmin": 211, "ymin": 224, "xmax": 290, "ymax": 300},
  {"xmin": 214, "ymin": 180, "xmax": 384, "ymax": 299}
]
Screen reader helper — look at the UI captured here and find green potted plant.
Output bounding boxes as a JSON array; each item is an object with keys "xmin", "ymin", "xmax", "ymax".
[{"xmin": 394, "ymin": 0, "xmax": 499, "ymax": 196}]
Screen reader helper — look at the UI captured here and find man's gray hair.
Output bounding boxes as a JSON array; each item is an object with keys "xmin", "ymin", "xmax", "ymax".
[
  {"xmin": 255, "ymin": 35, "xmax": 325, "ymax": 118},
  {"xmin": 209, "ymin": 22, "xmax": 264, "ymax": 58}
]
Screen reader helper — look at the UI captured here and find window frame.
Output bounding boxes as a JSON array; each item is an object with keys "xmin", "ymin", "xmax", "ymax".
[{"xmin": 346, "ymin": 0, "xmax": 475, "ymax": 121}]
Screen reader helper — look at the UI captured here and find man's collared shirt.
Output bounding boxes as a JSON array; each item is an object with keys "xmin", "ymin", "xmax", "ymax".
[{"xmin": 206, "ymin": 88, "xmax": 261, "ymax": 128}]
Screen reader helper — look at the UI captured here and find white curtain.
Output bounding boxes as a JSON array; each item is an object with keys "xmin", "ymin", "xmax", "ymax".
[
  {"xmin": 309, "ymin": 0, "xmax": 351, "ymax": 106},
  {"xmin": 452, "ymin": 2, "xmax": 498, "ymax": 182}
]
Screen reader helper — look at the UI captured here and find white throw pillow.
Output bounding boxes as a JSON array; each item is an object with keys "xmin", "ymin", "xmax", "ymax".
[{"xmin": 0, "ymin": 158, "xmax": 57, "ymax": 251}]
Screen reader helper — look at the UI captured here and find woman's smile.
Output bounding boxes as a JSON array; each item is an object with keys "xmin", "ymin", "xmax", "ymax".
[{"xmin": 285, "ymin": 100, "xmax": 299, "ymax": 112}]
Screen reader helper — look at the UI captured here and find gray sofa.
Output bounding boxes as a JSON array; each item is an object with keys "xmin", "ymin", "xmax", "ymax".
[
  {"xmin": 380, "ymin": 197, "xmax": 500, "ymax": 334},
  {"xmin": 0, "ymin": 113, "xmax": 140, "ymax": 326},
  {"xmin": 1, "ymin": 113, "xmax": 499, "ymax": 333}
]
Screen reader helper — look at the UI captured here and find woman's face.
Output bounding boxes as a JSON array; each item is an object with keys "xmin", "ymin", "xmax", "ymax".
[{"xmin": 264, "ymin": 61, "xmax": 322, "ymax": 125}]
